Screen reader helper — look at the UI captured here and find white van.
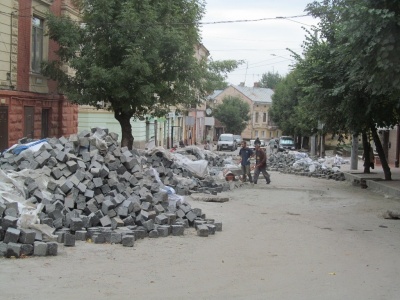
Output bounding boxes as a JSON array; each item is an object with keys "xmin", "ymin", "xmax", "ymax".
[{"xmin": 217, "ymin": 133, "xmax": 237, "ymax": 151}]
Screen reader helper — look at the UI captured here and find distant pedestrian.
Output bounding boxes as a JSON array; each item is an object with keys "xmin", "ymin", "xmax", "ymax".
[
  {"xmin": 253, "ymin": 143, "xmax": 271, "ymax": 184},
  {"xmin": 254, "ymin": 137, "xmax": 261, "ymax": 146},
  {"xmin": 239, "ymin": 141, "xmax": 254, "ymax": 183},
  {"xmin": 362, "ymin": 143, "xmax": 375, "ymax": 169}
]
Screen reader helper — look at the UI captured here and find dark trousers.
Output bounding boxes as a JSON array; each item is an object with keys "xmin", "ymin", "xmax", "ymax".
[
  {"xmin": 254, "ymin": 166, "xmax": 270, "ymax": 183},
  {"xmin": 241, "ymin": 165, "xmax": 253, "ymax": 183}
]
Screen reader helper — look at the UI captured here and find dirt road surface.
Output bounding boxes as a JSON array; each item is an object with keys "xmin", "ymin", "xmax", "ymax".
[{"xmin": 1, "ymin": 171, "xmax": 400, "ymax": 300}]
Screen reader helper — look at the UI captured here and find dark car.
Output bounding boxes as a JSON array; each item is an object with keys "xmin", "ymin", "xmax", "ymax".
[{"xmin": 277, "ymin": 136, "xmax": 296, "ymax": 152}]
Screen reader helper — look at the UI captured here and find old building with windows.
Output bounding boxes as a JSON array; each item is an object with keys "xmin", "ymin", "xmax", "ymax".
[
  {"xmin": 209, "ymin": 83, "xmax": 280, "ymax": 142},
  {"xmin": 0, "ymin": 0, "xmax": 78, "ymax": 151}
]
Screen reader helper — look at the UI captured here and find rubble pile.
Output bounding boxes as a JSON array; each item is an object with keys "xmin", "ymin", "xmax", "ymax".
[
  {"xmin": 268, "ymin": 151, "xmax": 347, "ymax": 181},
  {"xmin": 0, "ymin": 128, "xmax": 225, "ymax": 258}
]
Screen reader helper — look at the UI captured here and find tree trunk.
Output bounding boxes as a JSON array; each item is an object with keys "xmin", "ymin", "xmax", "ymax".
[
  {"xmin": 362, "ymin": 131, "xmax": 371, "ymax": 174},
  {"xmin": 350, "ymin": 133, "xmax": 358, "ymax": 170},
  {"xmin": 371, "ymin": 125, "xmax": 392, "ymax": 180},
  {"xmin": 115, "ymin": 110, "xmax": 134, "ymax": 149}
]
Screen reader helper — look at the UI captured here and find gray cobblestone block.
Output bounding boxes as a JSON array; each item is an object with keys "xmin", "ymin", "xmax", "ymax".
[
  {"xmin": 60, "ymin": 180, "xmax": 73, "ymax": 194},
  {"xmin": 214, "ymin": 222, "xmax": 223, "ymax": 232},
  {"xmin": 77, "ymin": 182, "xmax": 87, "ymax": 193},
  {"xmin": 75, "ymin": 230, "xmax": 87, "ymax": 241},
  {"xmin": 185, "ymin": 211, "xmax": 197, "ymax": 222},
  {"xmin": 0, "ymin": 229, "xmax": 4, "ymax": 241},
  {"xmin": 19, "ymin": 228, "xmax": 36, "ymax": 244},
  {"xmin": 94, "ymin": 193, "xmax": 105, "ymax": 204},
  {"xmin": 64, "ymin": 233, "xmax": 76, "ymax": 247},
  {"xmin": 171, "ymin": 224, "xmax": 184, "ymax": 236},
  {"xmin": 133, "ymin": 228, "xmax": 147, "ymax": 239},
  {"xmin": 192, "ymin": 208, "xmax": 202, "ymax": 217},
  {"xmin": 56, "ymin": 151, "xmax": 68, "ymax": 163},
  {"xmin": 122, "ymin": 215, "xmax": 135, "ymax": 226},
  {"xmin": 148, "ymin": 230, "xmax": 159, "ymax": 238},
  {"xmin": 116, "ymin": 205, "xmax": 129, "ymax": 218},
  {"xmin": 53, "ymin": 218, "xmax": 63, "ymax": 229},
  {"xmin": 4, "ymin": 207, "xmax": 18, "ymax": 218},
  {"xmin": 86, "ymin": 227, "xmax": 100, "ymax": 239},
  {"xmin": 6, "ymin": 242, "xmax": 22, "ymax": 258},
  {"xmin": 100, "ymin": 215, "xmax": 112, "ymax": 227},
  {"xmin": 66, "ymin": 160, "xmax": 78, "ymax": 173},
  {"xmin": 111, "ymin": 217, "xmax": 124, "ymax": 230},
  {"xmin": 48, "ymin": 209, "xmax": 63, "ymax": 220},
  {"xmin": 33, "ymin": 229, "xmax": 43, "ymax": 241},
  {"xmin": 26, "ymin": 181, "xmax": 39, "ymax": 194},
  {"xmin": 107, "ymin": 209, "xmax": 117, "ymax": 218},
  {"xmin": 143, "ymin": 219, "xmax": 154, "ymax": 232},
  {"xmin": 154, "ymin": 204, "xmax": 165, "ymax": 214},
  {"xmin": 84, "ymin": 189, "xmax": 94, "ymax": 199},
  {"xmin": 194, "ymin": 220, "xmax": 206, "ymax": 229},
  {"xmin": 206, "ymin": 224, "xmax": 216, "ymax": 235},
  {"xmin": 122, "ymin": 235, "xmax": 134, "ymax": 247},
  {"xmin": 34, "ymin": 241, "xmax": 48, "ymax": 256},
  {"xmin": 197, "ymin": 224, "xmax": 209, "ymax": 237},
  {"xmin": 70, "ymin": 217, "xmax": 83, "ymax": 232},
  {"xmin": 155, "ymin": 214, "xmax": 168, "ymax": 225},
  {"xmin": 2, "ymin": 216, "xmax": 18, "ymax": 230},
  {"xmin": 92, "ymin": 233, "xmax": 105, "ymax": 244},
  {"xmin": 165, "ymin": 213, "xmax": 177, "ymax": 225},
  {"xmin": 0, "ymin": 242, "xmax": 7, "ymax": 256},
  {"xmin": 176, "ymin": 218, "xmax": 189, "ymax": 228},
  {"xmin": 176, "ymin": 209, "xmax": 185, "ymax": 219},
  {"xmin": 179, "ymin": 203, "xmax": 192, "ymax": 214},
  {"xmin": 20, "ymin": 243, "xmax": 34, "ymax": 256},
  {"xmin": 101, "ymin": 200, "xmax": 115, "ymax": 215},
  {"xmin": 47, "ymin": 180, "xmax": 58, "ymax": 192},
  {"xmin": 110, "ymin": 232, "xmax": 122, "ymax": 244},
  {"xmin": 157, "ymin": 225, "xmax": 170, "ymax": 237},
  {"xmin": 47, "ymin": 242, "xmax": 58, "ymax": 256}
]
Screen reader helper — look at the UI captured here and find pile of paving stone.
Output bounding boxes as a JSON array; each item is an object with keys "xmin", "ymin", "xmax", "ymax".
[
  {"xmin": 0, "ymin": 128, "xmax": 225, "ymax": 258},
  {"xmin": 268, "ymin": 151, "xmax": 346, "ymax": 181}
]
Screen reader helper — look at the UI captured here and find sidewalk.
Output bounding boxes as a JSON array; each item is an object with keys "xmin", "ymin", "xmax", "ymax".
[{"xmin": 340, "ymin": 159, "xmax": 400, "ymax": 199}]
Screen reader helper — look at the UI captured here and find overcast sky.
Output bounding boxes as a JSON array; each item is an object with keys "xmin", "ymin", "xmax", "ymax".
[{"xmin": 200, "ymin": 0, "xmax": 319, "ymax": 86}]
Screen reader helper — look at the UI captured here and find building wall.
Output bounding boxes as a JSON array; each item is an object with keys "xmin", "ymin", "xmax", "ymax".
[{"xmin": 0, "ymin": 0, "xmax": 78, "ymax": 150}]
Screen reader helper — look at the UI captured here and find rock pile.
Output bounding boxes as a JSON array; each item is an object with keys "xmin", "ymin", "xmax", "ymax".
[
  {"xmin": 268, "ymin": 151, "xmax": 347, "ymax": 181},
  {"xmin": 0, "ymin": 128, "xmax": 225, "ymax": 258}
]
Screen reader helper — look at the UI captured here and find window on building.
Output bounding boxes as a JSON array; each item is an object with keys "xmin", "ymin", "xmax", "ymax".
[
  {"xmin": 262, "ymin": 131, "xmax": 265, "ymax": 137},
  {"xmin": 32, "ymin": 17, "xmax": 44, "ymax": 73},
  {"xmin": 263, "ymin": 112, "xmax": 267, "ymax": 122},
  {"xmin": 255, "ymin": 112, "xmax": 259, "ymax": 123},
  {"xmin": 255, "ymin": 130, "xmax": 258, "ymax": 137}
]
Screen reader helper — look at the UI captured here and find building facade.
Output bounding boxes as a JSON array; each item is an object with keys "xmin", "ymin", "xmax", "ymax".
[
  {"xmin": 210, "ymin": 83, "xmax": 280, "ymax": 141},
  {"xmin": 0, "ymin": 0, "xmax": 77, "ymax": 151}
]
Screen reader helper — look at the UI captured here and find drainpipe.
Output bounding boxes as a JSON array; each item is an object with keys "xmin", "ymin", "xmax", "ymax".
[{"xmin": 9, "ymin": 11, "xmax": 14, "ymax": 89}]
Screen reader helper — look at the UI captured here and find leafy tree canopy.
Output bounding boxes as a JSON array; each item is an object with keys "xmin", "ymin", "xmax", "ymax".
[
  {"xmin": 213, "ymin": 96, "xmax": 250, "ymax": 135},
  {"xmin": 204, "ymin": 59, "xmax": 245, "ymax": 91},
  {"xmin": 42, "ymin": 0, "xmax": 207, "ymax": 148},
  {"xmin": 259, "ymin": 71, "xmax": 283, "ymax": 90}
]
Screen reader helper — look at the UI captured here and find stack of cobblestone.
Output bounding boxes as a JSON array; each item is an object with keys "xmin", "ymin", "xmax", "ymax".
[
  {"xmin": 0, "ymin": 128, "xmax": 224, "ymax": 258},
  {"xmin": 268, "ymin": 151, "xmax": 346, "ymax": 181}
]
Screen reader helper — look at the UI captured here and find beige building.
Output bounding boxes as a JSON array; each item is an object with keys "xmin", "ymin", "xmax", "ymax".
[{"xmin": 210, "ymin": 83, "xmax": 281, "ymax": 141}]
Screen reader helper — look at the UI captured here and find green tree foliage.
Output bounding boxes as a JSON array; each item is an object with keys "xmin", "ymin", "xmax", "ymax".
[
  {"xmin": 259, "ymin": 71, "xmax": 283, "ymax": 90},
  {"xmin": 204, "ymin": 59, "xmax": 245, "ymax": 92},
  {"xmin": 213, "ymin": 96, "xmax": 250, "ymax": 135},
  {"xmin": 302, "ymin": 0, "xmax": 400, "ymax": 179},
  {"xmin": 42, "ymin": 0, "xmax": 207, "ymax": 149},
  {"xmin": 269, "ymin": 70, "xmax": 303, "ymax": 136}
]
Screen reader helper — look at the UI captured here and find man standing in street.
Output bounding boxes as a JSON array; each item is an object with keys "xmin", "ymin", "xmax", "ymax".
[
  {"xmin": 239, "ymin": 141, "xmax": 254, "ymax": 183},
  {"xmin": 254, "ymin": 143, "xmax": 271, "ymax": 184}
]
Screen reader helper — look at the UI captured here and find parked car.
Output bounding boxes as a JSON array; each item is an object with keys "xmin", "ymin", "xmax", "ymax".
[
  {"xmin": 217, "ymin": 133, "xmax": 237, "ymax": 151},
  {"xmin": 277, "ymin": 136, "xmax": 296, "ymax": 152}
]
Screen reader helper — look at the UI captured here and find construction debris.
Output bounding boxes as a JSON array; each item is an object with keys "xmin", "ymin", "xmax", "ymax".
[
  {"xmin": 0, "ymin": 128, "xmax": 229, "ymax": 258},
  {"xmin": 268, "ymin": 151, "xmax": 347, "ymax": 181}
]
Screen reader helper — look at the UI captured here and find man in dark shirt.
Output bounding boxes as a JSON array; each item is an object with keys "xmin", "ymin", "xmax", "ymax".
[
  {"xmin": 254, "ymin": 143, "xmax": 271, "ymax": 184},
  {"xmin": 238, "ymin": 141, "xmax": 254, "ymax": 183}
]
